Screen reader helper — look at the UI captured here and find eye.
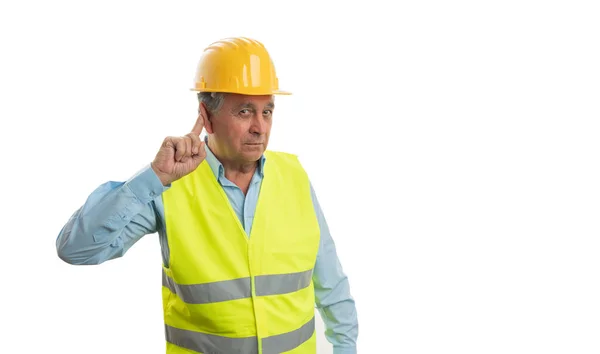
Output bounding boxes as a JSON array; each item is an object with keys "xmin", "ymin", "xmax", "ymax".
[
  {"xmin": 239, "ymin": 109, "xmax": 252, "ymax": 117},
  {"xmin": 263, "ymin": 110, "xmax": 273, "ymax": 117}
]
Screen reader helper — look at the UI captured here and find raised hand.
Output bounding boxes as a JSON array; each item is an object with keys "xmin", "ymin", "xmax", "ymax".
[{"xmin": 151, "ymin": 114, "xmax": 207, "ymax": 186}]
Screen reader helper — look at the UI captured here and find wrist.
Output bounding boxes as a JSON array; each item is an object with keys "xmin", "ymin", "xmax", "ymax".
[{"xmin": 150, "ymin": 162, "xmax": 171, "ymax": 186}]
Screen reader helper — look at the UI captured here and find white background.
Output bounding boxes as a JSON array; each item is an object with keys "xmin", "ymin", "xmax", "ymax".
[{"xmin": 1, "ymin": 0, "xmax": 600, "ymax": 353}]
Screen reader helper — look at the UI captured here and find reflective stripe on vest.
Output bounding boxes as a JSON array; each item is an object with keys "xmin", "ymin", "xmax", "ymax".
[
  {"xmin": 162, "ymin": 268, "xmax": 313, "ymax": 304},
  {"xmin": 165, "ymin": 316, "xmax": 315, "ymax": 354}
]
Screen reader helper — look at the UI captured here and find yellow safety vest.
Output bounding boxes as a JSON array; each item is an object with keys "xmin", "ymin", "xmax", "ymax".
[{"xmin": 161, "ymin": 151, "xmax": 320, "ymax": 354}]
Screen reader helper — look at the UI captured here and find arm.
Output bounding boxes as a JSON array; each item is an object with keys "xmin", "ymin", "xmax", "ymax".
[
  {"xmin": 310, "ymin": 183, "xmax": 359, "ymax": 354},
  {"xmin": 57, "ymin": 113, "xmax": 207, "ymax": 265},
  {"xmin": 56, "ymin": 165, "xmax": 167, "ymax": 265}
]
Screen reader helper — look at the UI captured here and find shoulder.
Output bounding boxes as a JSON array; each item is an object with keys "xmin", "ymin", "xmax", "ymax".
[
  {"xmin": 264, "ymin": 149, "xmax": 298, "ymax": 160},
  {"xmin": 264, "ymin": 150, "xmax": 308, "ymax": 175},
  {"xmin": 264, "ymin": 149, "xmax": 302, "ymax": 165}
]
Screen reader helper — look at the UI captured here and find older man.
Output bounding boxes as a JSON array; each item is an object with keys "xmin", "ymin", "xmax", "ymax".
[{"xmin": 56, "ymin": 37, "xmax": 358, "ymax": 354}]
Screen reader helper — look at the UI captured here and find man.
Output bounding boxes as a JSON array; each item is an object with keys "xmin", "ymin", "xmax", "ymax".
[{"xmin": 56, "ymin": 37, "xmax": 358, "ymax": 354}]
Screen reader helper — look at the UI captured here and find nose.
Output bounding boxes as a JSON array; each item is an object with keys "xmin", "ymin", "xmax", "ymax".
[{"xmin": 249, "ymin": 114, "xmax": 267, "ymax": 135}]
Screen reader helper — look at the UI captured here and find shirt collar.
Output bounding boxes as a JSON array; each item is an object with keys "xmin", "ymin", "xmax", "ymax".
[{"xmin": 203, "ymin": 137, "xmax": 266, "ymax": 180}]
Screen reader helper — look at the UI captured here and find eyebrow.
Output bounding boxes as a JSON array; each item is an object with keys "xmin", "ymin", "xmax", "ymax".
[{"xmin": 233, "ymin": 102, "xmax": 275, "ymax": 111}]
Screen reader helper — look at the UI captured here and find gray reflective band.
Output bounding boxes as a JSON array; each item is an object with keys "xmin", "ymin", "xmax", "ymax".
[
  {"xmin": 165, "ymin": 317, "xmax": 315, "ymax": 354},
  {"xmin": 165, "ymin": 324, "xmax": 258, "ymax": 354},
  {"xmin": 163, "ymin": 269, "xmax": 313, "ymax": 304},
  {"xmin": 162, "ymin": 270, "xmax": 251, "ymax": 304},
  {"xmin": 255, "ymin": 269, "xmax": 313, "ymax": 296},
  {"xmin": 262, "ymin": 316, "xmax": 315, "ymax": 354}
]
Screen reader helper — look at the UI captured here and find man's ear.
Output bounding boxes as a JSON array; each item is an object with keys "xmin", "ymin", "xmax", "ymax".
[{"xmin": 199, "ymin": 102, "xmax": 214, "ymax": 134}]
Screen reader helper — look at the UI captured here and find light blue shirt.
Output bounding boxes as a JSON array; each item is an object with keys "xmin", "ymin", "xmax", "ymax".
[{"xmin": 56, "ymin": 142, "xmax": 358, "ymax": 354}]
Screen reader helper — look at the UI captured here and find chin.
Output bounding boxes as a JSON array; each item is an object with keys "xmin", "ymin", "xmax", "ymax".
[
  {"xmin": 242, "ymin": 144, "xmax": 265, "ymax": 156},
  {"xmin": 238, "ymin": 149, "xmax": 260, "ymax": 161},
  {"xmin": 247, "ymin": 151, "xmax": 264, "ymax": 161}
]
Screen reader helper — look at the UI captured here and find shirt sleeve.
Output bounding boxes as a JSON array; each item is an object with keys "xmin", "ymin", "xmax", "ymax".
[
  {"xmin": 55, "ymin": 165, "xmax": 168, "ymax": 265},
  {"xmin": 309, "ymin": 182, "xmax": 359, "ymax": 353}
]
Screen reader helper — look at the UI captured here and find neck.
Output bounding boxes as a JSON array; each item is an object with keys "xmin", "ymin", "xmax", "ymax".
[
  {"xmin": 223, "ymin": 160, "xmax": 257, "ymax": 195},
  {"xmin": 222, "ymin": 160, "xmax": 257, "ymax": 178},
  {"xmin": 208, "ymin": 138, "xmax": 258, "ymax": 194}
]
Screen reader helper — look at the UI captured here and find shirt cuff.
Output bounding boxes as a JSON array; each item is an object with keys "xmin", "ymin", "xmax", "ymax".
[
  {"xmin": 125, "ymin": 165, "xmax": 169, "ymax": 203},
  {"xmin": 334, "ymin": 347, "xmax": 357, "ymax": 354}
]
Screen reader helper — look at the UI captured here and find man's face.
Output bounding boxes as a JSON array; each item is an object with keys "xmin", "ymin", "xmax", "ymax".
[{"xmin": 209, "ymin": 93, "xmax": 274, "ymax": 163}]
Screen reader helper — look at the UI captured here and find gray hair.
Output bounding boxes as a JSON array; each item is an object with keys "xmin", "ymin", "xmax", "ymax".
[{"xmin": 197, "ymin": 92, "xmax": 225, "ymax": 116}]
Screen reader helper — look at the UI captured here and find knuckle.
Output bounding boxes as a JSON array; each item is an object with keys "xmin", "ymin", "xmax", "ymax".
[
  {"xmin": 165, "ymin": 136, "xmax": 181, "ymax": 145},
  {"xmin": 162, "ymin": 137, "xmax": 175, "ymax": 148}
]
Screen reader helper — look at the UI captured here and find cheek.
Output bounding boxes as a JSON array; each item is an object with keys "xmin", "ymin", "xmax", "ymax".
[
  {"xmin": 216, "ymin": 120, "xmax": 243, "ymax": 139},
  {"xmin": 229, "ymin": 125, "xmax": 249, "ymax": 143}
]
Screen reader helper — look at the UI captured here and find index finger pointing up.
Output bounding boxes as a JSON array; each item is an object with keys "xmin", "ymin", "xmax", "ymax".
[{"xmin": 190, "ymin": 114, "xmax": 205, "ymax": 136}]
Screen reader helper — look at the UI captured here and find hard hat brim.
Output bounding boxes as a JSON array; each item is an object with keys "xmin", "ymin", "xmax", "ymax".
[{"xmin": 190, "ymin": 88, "xmax": 291, "ymax": 95}]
